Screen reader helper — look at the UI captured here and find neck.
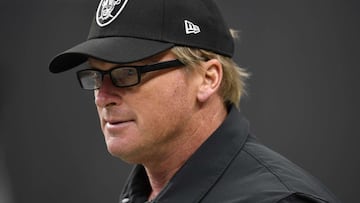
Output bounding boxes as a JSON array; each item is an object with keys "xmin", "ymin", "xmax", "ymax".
[{"xmin": 143, "ymin": 102, "xmax": 227, "ymax": 200}]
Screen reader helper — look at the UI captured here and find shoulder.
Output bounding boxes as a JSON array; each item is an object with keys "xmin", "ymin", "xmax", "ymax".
[{"xmin": 201, "ymin": 136, "xmax": 340, "ymax": 202}]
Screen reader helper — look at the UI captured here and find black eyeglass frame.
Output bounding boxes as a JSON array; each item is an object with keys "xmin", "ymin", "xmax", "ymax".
[{"xmin": 76, "ymin": 59, "xmax": 184, "ymax": 90}]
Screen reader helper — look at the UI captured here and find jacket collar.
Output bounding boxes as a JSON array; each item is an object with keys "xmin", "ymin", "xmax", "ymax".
[{"xmin": 121, "ymin": 107, "xmax": 250, "ymax": 203}]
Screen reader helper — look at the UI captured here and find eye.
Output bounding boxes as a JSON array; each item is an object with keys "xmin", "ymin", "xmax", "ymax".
[
  {"xmin": 111, "ymin": 67, "xmax": 138, "ymax": 80},
  {"xmin": 127, "ymin": 69, "xmax": 136, "ymax": 76}
]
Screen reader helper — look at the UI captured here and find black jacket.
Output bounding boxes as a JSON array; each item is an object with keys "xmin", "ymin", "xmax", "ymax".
[{"xmin": 119, "ymin": 107, "xmax": 340, "ymax": 203}]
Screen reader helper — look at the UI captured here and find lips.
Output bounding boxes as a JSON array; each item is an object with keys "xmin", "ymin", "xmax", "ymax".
[
  {"xmin": 104, "ymin": 118, "xmax": 135, "ymax": 130},
  {"xmin": 101, "ymin": 110, "xmax": 135, "ymax": 130},
  {"xmin": 106, "ymin": 119, "xmax": 133, "ymax": 125},
  {"xmin": 103, "ymin": 120, "xmax": 133, "ymax": 137},
  {"xmin": 108, "ymin": 120, "xmax": 126, "ymax": 125}
]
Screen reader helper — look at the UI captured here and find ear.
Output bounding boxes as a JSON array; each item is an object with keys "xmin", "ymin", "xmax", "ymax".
[{"xmin": 197, "ymin": 59, "xmax": 223, "ymax": 103}]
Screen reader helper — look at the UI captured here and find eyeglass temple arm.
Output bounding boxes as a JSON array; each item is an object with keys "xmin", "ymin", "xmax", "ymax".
[{"xmin": 139, "ymin": 60, "xmax": 184, "ymax": 73}]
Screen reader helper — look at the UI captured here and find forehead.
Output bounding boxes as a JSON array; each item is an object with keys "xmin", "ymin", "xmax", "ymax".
[{"xmin": 87, "ymin": 50, "xmax": 176, "ymax": 70}]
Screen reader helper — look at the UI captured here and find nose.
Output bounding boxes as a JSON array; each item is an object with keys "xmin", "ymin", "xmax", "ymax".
[{"xmin": 94, "ymin": 75, "xmax": 122, "ymax": 108}]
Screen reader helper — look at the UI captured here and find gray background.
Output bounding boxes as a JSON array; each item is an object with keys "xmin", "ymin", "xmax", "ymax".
[{"xmin": 1, "ymin": 0, "xmax": 359, "ymax": 202}]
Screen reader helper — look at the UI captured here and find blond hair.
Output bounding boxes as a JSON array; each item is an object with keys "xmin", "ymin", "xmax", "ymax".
[{"xmin": 171, "ymin": 46, "xmax": 249, "ymax": 109}]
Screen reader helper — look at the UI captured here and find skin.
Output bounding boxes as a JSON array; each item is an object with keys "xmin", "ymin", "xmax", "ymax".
[{"xmin": 90, "ymin": 50, "xmax": 227, "ymax": 200}]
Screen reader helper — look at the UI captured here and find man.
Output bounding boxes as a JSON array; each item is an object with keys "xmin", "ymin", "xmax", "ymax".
[{"xmin": 49, "ymin": 0, "xmax": 340, "ymax": 202}]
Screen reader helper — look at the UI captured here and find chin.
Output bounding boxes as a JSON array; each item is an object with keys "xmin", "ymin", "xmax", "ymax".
[
  {"xmin": 107, "ymin": 145, "xmax": 146, "ymax": 164},
  {"xmin": 105, "ymin": 141, "xmax": 133, "ymax": 161},
  {"xmin": 106, "ymin": 140, "xmax": 124, "ymax": 155}
]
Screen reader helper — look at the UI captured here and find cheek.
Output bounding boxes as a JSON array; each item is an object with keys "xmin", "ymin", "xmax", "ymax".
[
  {"xmin": 141, "ymin": 72, "xmax": 189, "ymax": 107},
  {"xmin": 134, "ymin": 73, "xmax": 195, "ymax": 134}
]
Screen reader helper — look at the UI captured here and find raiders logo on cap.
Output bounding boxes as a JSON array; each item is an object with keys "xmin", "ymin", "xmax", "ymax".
[{"xmin": 96, "ymin": 0, "xmax": 128, "ymax": 27}]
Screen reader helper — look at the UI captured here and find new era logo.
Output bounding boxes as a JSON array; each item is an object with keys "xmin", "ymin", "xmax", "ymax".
[{"xmin": 185, "ymin": 20, "xmax": 201, "ymax": 34}]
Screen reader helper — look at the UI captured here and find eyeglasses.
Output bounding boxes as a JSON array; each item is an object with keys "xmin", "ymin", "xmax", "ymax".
[{"xmin": 76, "ymin": 59, "xmax": 184, "ymax": 90}]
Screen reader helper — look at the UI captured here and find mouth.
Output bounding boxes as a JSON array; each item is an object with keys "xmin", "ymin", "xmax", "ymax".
[{"xmin": 105, "ymin": 119, "xmax": 135, "ymax": 129}]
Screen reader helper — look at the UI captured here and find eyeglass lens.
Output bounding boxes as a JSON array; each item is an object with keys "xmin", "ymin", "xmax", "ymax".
[
  {"xmin": 111, "ymin": 67, "xmax": 139, "ymax": 87},
  {"xmin": 78, "ymin": 70, "xmax": 102, "ymax": 89}
]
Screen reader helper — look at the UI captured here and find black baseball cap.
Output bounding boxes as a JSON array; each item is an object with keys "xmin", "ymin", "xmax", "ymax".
[{"xmin": 49, "ymin": 0, "xmax": 234, "ymax": 73}]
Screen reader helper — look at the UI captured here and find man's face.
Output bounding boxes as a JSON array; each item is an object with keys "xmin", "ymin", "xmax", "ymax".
[{"xmin": 90, "ymin": 51, "xmax": 201, "ymax": 164}]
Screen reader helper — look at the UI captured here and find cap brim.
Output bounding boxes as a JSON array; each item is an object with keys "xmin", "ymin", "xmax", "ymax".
[{"xmin": 49, "ymin": 37, "xmax": 174, "ymax": 73}]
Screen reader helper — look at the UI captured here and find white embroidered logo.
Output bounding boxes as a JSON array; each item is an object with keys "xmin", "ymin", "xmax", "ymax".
[
  {"xmin": 96, "ymin": 0, "xmax": 129, "ymax": 27},
  {"xmin": 184, "ymin": 20, "xmax": 201, "ymax": 34}
]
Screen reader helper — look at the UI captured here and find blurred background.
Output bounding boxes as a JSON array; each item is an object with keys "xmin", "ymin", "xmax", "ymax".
[{"xmin": 1, "ymin": 0, "xmax": 359, "ymax": 202}]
